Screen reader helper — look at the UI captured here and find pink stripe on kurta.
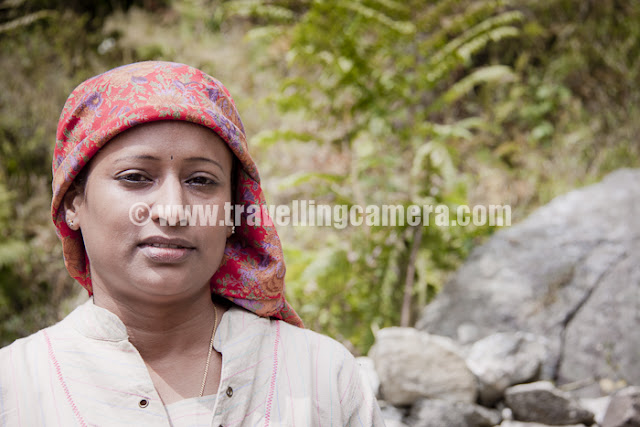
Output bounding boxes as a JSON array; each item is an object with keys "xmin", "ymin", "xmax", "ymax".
[
  {"xmin": 45, "ymin": 343, "xmax": 63, "ymax": 425},
  {"xmin": 264, "ymin": 320, "xmax": 280, "ymax": 426},
  {"xmin": 44, "ymin": 331, "xmax": 88, "ymax": 427}
]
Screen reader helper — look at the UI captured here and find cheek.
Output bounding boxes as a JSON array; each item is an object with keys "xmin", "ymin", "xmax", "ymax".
[
  {"xmin": 78, "ymin": 192, "xmax": 138, "ymax": 259},
  {"xmin": 193, "ymin": 198, "xmax": 232, "ymax": 276},
  {"xmin": 199, "ymin": 222, "xmax": 230, "ymax": 273}
]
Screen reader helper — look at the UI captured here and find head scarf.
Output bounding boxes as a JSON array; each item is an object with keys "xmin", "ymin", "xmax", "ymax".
[{"xmin": 52, "ymin": 61, "xmax": 303, "ymax": 328}]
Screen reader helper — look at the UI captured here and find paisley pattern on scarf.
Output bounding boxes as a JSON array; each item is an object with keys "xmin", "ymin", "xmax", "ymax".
[{"xmin": 51, "ymin": 61, "xmax": 302, "ymax": 328}]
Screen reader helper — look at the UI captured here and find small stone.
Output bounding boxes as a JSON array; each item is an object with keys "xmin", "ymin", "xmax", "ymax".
[
  {"xmin": 369, "ymin": 327, "xmax": 477, "ymax": 406},
  {"xmin": 504, "ymin": 381, "xmax": 594, "ymax": 425},
  {"xmin": 405, "ymin": 398, "xmax": 501, "ymax": 427},
  {"xmin": 499, "ymin": 422, "xmax": 587, "ymax": 427},
  {"xmin": 466, "ymin": 332, "xmax": 549, "ymax": 405},
  {"xmin": 501, "ymin": 406, "xmax": 514, "ymax": 420},
  {"xmin": 580, "ymin": 396, "xmax": 611, "ymax": 425},
  {"xmin": 378, "ymin": 400, "xmax": 406, "ymax": 422},
  {"xmin": 602, "ymin": 386, "xmax": 640, "ymax": 427}
]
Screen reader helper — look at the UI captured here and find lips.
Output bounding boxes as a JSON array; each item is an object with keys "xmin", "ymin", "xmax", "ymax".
[
  {"xmin": 138, "ymin": 236, "xmax": 195, "ymax": 263},
  {"xmin": 139, "ymin": 236, "xmax": 195, "ymax": 248},
  {"xmin": 145, "ymin": 243, "xmax": 189, "ymax": 249}
]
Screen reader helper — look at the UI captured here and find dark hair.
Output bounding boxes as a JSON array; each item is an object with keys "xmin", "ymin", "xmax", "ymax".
[
  {"xmin": 74, "ymin": 165, "xmax": 90, "ymax": 189},
  {"xmin": 70, "ymin": 162, "xmax": 91, "ymax": 203}
]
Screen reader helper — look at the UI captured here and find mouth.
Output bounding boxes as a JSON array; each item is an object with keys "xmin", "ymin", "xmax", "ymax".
[
  {"xmin": 144, "ymin": 243, "xmax": 190, "ymax": 249},
  {"xmin": 138, "ymin": 236, "xmax": 196, "ymax": 263},
  {"xmin": 138, "ymin": 236, "xmax": 196, "ymax": 249}
]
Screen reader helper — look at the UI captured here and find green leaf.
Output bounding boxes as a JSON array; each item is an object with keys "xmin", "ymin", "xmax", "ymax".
[
  {"xmin": 277, "ymin": 171, "xmax": 345, "ymax": 190},
  {"xmin": 435, "ymin": 65, "xmax": 516, "ymax": 108}
]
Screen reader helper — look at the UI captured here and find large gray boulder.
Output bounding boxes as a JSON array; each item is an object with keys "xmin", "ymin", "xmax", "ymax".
[
  {"xmin": 369, "ymin": 327, "xmax": 477, "ymax": 406},
  {"xmin": 416, "ymin": 169, "xmax": 640, "ymax": 396}
]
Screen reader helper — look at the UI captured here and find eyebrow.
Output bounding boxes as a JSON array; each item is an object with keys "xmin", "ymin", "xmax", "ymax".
[
  {"xmin": 114, "ymin": 155, "xmax": 225, "ymax": 171},
  {"xmin": 114, "ymin": 155, "xmax": 160, "ymax": 163},
  {"xmin": 184, "ymin": 157, "xmax": 225, "ymax": 172}
]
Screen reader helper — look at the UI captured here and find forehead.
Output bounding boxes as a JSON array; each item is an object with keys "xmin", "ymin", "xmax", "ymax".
[{"xmin": 93, "ymin": 121, "xmax": 233, "ymax": 168}]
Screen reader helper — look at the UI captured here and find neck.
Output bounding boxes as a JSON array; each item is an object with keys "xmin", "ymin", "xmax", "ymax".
[{"xmin": 92, "ymin": 287, "xmax": 221, "ymax": 361}]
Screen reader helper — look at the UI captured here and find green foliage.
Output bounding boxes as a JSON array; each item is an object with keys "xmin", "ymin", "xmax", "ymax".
[
  {"xmin": 0, "ymin": 2, "xmax": 134, "ymax": 345},
  {"xmin": 237, "ymin": 0, "xmax": 527, "ymax": 352},
  {"xmin": 240, "ymin": 0, "xmax": 640, "ymax": 353}
]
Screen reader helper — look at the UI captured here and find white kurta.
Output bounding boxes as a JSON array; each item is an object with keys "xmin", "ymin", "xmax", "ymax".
[{"xmin": 0, "ymin": 300, "xmax": 384, "ymax": 426}]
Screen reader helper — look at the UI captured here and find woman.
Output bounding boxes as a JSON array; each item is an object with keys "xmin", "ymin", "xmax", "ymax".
[{"xmin": 0, "ymin": 61, "xmax": 383, "ymax": 426}]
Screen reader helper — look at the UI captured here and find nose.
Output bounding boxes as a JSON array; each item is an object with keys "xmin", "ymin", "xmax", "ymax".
[{"xmin": 150, "ymin": 175, "xmax": 187, "ymax": 226}]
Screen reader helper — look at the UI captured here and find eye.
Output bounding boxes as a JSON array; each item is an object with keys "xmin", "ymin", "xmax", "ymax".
[
  {"xmin": 187, "ymin": 176, "xmax": 219, "ymax": 186},
  {"xmin": 117, "ymin": 172, "xmax": 151, "ymax": 183}
]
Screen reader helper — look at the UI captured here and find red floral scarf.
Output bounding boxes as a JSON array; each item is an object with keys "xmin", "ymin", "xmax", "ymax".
[{"xmin": 51, "ymin": 61, "xmax": 303, "ymax": 328}]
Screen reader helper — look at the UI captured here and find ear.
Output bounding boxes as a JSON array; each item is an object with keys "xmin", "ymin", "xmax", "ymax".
[{"xmin": 63, "ymin": 182, "xmax": 84, "ymax": 231}]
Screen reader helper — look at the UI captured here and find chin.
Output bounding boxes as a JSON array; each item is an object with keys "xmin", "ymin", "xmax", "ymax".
[{"xmin": 132, "ymin": 273, "xmax": 211, "ymax": 298}]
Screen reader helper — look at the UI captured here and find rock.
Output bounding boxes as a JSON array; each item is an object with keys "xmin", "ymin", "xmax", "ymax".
[
  {"xmin": 601, "ymin": 386, "xmax": 640, "ymax": 427},
  {"xmin": 379, "ymin": 400, "xmax": 407, "ymax": 424},
  {"xmin": 356, "ymin": 356, "xmax": 380, "ymax": 398},
  {"xmin": 405, "ymin": 399, "xmax": 502, "ymax": 427},
  {"xmin": 580, "ymin": 396, "xmax": 611, "ymax": 426},
  {"xmin": 466, "ymin": 332, "xmax": 550, "ymax": 405},
  {"xmin": 369, "ymin": 327, "xmax": 477, "ymax": 406},
  {"xmin": 504, "ymin": 381, "xmax": 594, "ymax": 425},
  {"xmin": 501, "ymin": 405, "xmax": 514, "ymax": 421},
  {"xmin": 499, "ymin": 422, "xmax": 587, "ymax": 427},
  {"xmin": 416, "ymin": 169, "xmax": 640, "ymax": 395},
  {"xmin": 559, "ymin": 242, "xmax": 640, "ymax": 396}
]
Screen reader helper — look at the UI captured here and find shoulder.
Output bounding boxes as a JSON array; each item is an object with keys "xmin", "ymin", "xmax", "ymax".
[
  {"xmin": 265, "ymin": 314, "xmax": 385, "ymax": 424},
  {"xmin": 0, "ymin": 301, "xmax": 90, "ymax": 384},
  {"xmin": 223, "ymin": 304, "xmax": 353, "ymax": 365},
  {"xmin": 0, "ymin": 315, "xmax": 72, "ymax": 377},
  {"xmin": 214, "ymin": 306, "xmax": 384, "ymax": 425},
  {"xmin": 0, "ymin": 325, "xmax": 51, "ymax": 366},
  {"xmin": 223, "ymin": 305, "xmax": 365, "ymax": 392},
  {"xmin": 276, "ymin": 317, "xmax": 356, "ymax": 367},
  {"xmin": 0, "ymin": 324, "xmax": 57, "ymax": 416}
]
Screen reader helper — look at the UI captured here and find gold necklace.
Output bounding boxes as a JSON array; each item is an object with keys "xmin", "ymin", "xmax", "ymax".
[{"xmin": 199, "ymin": 304, "xmax": 218, "ymax": 397}]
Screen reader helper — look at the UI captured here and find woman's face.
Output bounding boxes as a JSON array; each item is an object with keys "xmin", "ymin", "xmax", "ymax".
[{"xmin": 65, "ymin": 121, "xmax": 233, "ymax": 305}]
